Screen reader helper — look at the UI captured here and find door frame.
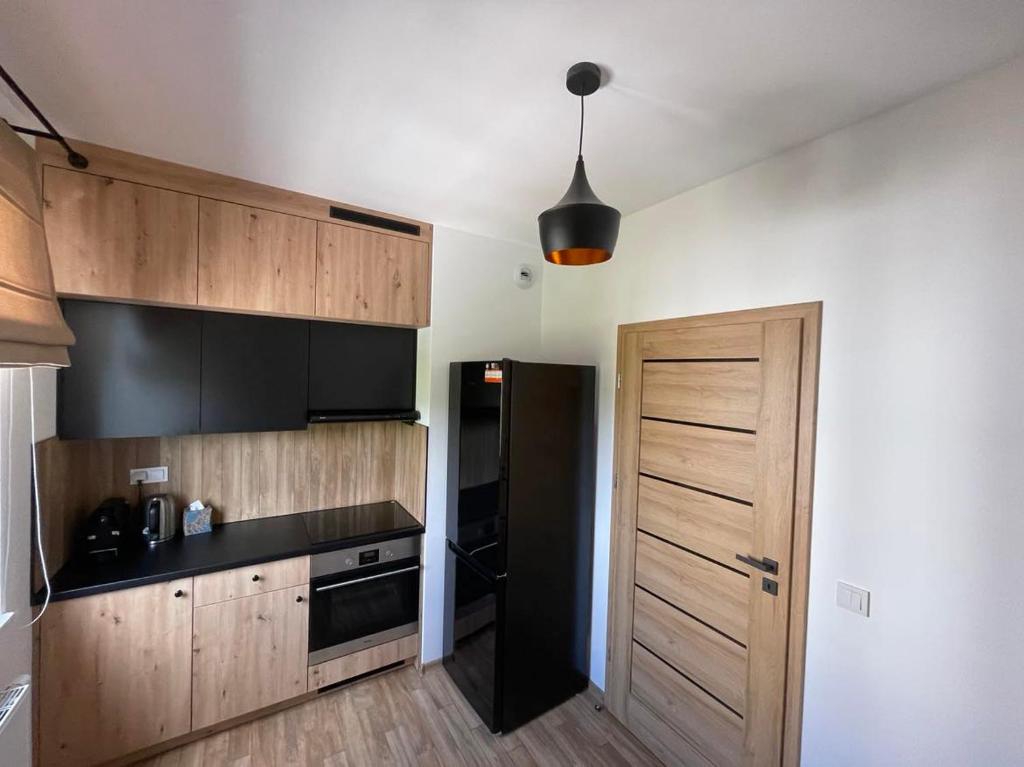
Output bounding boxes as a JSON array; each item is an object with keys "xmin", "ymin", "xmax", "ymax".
[{"xmin": 605, "ymin": 301, "xmax": 821, "ymax": 766}]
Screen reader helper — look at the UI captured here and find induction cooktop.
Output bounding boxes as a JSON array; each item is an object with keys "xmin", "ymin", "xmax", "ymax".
[{"xmin": 301, "ymin": 501, "xmax": 422, "ymax": 547}]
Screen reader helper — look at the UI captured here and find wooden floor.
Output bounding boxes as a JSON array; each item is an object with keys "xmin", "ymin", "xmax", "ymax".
[{"xmin": 134, "ymin": 664, "xmax": 661, "ymax": 766}]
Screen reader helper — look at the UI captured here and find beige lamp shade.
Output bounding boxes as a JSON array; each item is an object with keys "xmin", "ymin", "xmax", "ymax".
[{"xmin": 0, "ymin": 121, "xmax": 74, "ymax": 367}]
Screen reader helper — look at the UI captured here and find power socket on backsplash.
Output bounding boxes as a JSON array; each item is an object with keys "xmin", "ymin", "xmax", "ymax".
[{"xmin": 128, "ymin": 466, "xmax": 169, "ymax": 484}]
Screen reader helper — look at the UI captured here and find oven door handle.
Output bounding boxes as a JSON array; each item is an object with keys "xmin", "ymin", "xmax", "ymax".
[{"xmin": 314, "ymin": 565, "xmax": 420, "ymax": 592}]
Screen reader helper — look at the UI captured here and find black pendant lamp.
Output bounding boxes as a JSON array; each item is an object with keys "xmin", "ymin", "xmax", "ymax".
[{"xmin": 539, "ymin": 62, "xmax": 620, "ymax": 266}]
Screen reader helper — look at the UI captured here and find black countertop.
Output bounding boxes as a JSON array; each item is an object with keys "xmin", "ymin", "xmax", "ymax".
[{"xmin": 41, "ymin": 500, "xmax": 424, "ymax": 603}]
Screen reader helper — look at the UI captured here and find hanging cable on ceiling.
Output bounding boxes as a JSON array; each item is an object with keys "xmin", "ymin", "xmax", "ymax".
[
  {"xmin": 0, "ymin": 63, "xmax": 88, "ymax": 169},
  {"xmin": 578, "ymin": 93, "xmax": 584, "ymax": 159}
]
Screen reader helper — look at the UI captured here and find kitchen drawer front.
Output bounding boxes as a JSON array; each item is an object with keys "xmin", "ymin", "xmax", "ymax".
[
  {"xmin": 308, "ymin": 632, "xmax": 419, "ymax": 691},
  {"xmin": 193, "ymin": 555, "xmax": 310, "ymax": 606}
]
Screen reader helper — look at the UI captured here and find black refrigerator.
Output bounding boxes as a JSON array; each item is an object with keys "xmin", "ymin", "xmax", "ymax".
[{"xmin": 443, "ymin": 359, "xmax": 596, "ymax": 733}]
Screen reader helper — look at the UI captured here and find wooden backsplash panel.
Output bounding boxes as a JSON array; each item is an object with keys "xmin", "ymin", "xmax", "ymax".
[
  {"xmin": 198, "ymin": 432, "xmax": 259, "ymax": 520},
  {"xmin": 394, "ymin": 423, "xmax": 427, "ymax": 525},
  {"xmin": 309, "ymin": 421, "xmax": 396, "ymax": 511},
  {"xmin": 256, "ymin": 429, "xmax": 310, "ymax": 517},
  {"xmin": 34, "ymin": 421, "xmax": 427, "ymax": 584},
  {"xmin": 35, "ymin": 436, "xmax": 196, "ymax": 583}
]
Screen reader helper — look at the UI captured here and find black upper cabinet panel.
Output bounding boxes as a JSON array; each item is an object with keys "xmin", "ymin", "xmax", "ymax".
[
  {"xmin": 200, "ymin": 312, "xmax": 309, "ymax": 434},
  {"xmin": 308, "ymin": 322, "xmax": 416, "ymax": 415},
  {"xmin": 58, "ymin": 300, "xmax": 201, "ymax": 439},
  {"xmin": 58, "ymin": 303, "xmax": 413, "ymax": 439}
]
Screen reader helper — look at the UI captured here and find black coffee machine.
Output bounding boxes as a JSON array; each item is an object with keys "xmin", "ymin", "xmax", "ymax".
[{"xmin": 78, "ymin": 497, "xmax": 133, "ymax": 563}]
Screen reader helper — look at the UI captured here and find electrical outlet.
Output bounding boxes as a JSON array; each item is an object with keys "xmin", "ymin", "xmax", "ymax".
[
  {"xmin": 128, "ymin": 466, "xmax": 168, "ymax": 485},
  {"xmin": 836, "ymin": 581, "xmax": 870, "ymax": 617}
]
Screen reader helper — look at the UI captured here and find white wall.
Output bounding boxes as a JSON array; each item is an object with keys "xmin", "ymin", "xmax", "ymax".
[
  {"xmin": 419, "ymin": 226, "xmax": 543, "ymax": 662},
  {"xmin": 0, "ymin": 368, "xmax": 56, "ymax": 767},
  {"xmin": 541, "ymin": 57, "xmax": 1024, "ymax": 766}
]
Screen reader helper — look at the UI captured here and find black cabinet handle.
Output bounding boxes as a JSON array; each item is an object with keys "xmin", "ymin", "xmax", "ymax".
[
  {"xmin": 252, "ymin": 574, "xmax": 261, "ymax": 582},
  {"xmin": 735, "ymin": 554, "xmax": 779, "ymax": 575},
  {"xmin": 296, "ymin": 595, "xmax": 304, "ymax": 603},
  {"xmin": 174, "ymin": 589, "xmax": 184, "ymax": 598}
]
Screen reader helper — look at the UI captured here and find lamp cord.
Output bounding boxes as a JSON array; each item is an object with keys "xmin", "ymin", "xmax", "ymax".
[
  {"xmin": 578, "ymin": 93, "xmax": 584, "ymax": 160},
  {"xmin": 26, "ymin": 368, "xmax": 51, "ymax": 626}
]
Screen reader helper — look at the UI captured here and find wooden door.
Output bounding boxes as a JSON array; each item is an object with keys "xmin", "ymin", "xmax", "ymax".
[
  {"xmin": 198, "ymin": 198, "xmax": 316, "ymax": 315},
  {"xmin": 38, "ymin": 579, "xmax": 194, "ymax": 767},
  {"xmin": 42, "ymin": 166, "xmax": 199, "ymax": 304},
  {"xmin": 315, "ymin": 221, "xmax": 431, "ymax": 327},
  {"xmin": 606, "ymin": 304, "xmax": 820, "ymax": 767},
  {"xmin": 191, "ymin": 583, "xmax": 309, "ymax": 729}
]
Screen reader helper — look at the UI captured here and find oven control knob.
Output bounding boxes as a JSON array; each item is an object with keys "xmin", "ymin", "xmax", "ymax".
[
  {"xmin": 385, "ymin": 551, "xmax": 393, "ymax": 559},
  {"xmin": 345, "ymin": 558, "xmax": 354, "ymax": 566}
]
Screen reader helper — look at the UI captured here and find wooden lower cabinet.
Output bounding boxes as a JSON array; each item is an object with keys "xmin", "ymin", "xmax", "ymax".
[
  {"xmin": 36, "ymin": 553, "xmax": 420, "ymax": 764},
  {"xmin": 191, "ymin": 583, "xmax": 309, "ymax": 729},
  {"xmin": 37, "ymin": 579, "xmax": 194, "ymax": 767}
]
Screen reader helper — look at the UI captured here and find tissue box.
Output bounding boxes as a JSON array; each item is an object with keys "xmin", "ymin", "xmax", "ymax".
[{"xmin": 183, "ymin": 505, "xmax": 213, "ymax": 536}]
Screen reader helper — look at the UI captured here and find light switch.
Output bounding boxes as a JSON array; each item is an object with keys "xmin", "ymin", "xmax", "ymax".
[
  {"xmin": 836, "ymin": 581, "xmax": 870, "ymax": 617},
  {"xmin": 128, "ymin": 466, "xmax": 169, "ymax": 484}
]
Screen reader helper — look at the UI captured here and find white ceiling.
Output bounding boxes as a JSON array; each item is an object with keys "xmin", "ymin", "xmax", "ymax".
[{"xmin": 3, "ymin": 1, "xmax": 1024, "ymax": 246}]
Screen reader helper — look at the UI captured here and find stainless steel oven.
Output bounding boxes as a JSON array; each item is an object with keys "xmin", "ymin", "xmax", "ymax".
[{"xmin": 308, "ymin": 536, "xmax": 420, "ymax": 666}]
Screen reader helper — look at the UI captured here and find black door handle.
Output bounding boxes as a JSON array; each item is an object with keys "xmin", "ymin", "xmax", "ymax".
[{"xmin": 736, "ymin": 554, "xmax": 779, "ymax": 575}]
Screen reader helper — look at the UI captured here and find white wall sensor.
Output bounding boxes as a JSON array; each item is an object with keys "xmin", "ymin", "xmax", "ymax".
[{"xmin": 514, "ymin": 264, "xmax": 535, "ymax": 289}]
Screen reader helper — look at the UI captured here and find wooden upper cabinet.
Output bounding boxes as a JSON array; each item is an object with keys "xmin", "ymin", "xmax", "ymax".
[
  {"xmin": 38, "ymin": 579, "xmax": 194, "ymax": 767},
  {"xmin": 39, "ymin": 143, "xmax": 433, "ymax": 325},
  {"xmin": 198, "ymin": 198, "xmax": 316, "ymax": 315},
  {"xmin": 43, "ymin": 167, "xmax": 199, "ymax": 304},
  {"xmin": 316, "ymin": 222, "xmax": 431, "ymax": 327}
]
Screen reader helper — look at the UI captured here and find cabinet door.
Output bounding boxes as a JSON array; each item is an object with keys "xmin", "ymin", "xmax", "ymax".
[
  {"xmin": 307, "ymin": 321, "xmax": 417, "ymax": 415},
  {"xmin": 200, "ymin": 311, "xmax": 309, "ymax": 433},
  {"xmin": 58, "ymin": 299, "xmax": 202, "ymax": 439},
  {"xmin": 198, "ymin": 198, "xmax": 316, "ymax": 315},
  {"xmin": 191, "ymin": 584, "xmax": 309, "ymax": 729},
  {"xmin": 38, "ymin": 579, "xmax": 194, "ymax": 767},
  {"xmin": 43, "ymin": 166, "xmax": 199, "ymax": 304},
  {"xmin": 315, "ymin": 222, "xmax": 430, "ymax": 327}
]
